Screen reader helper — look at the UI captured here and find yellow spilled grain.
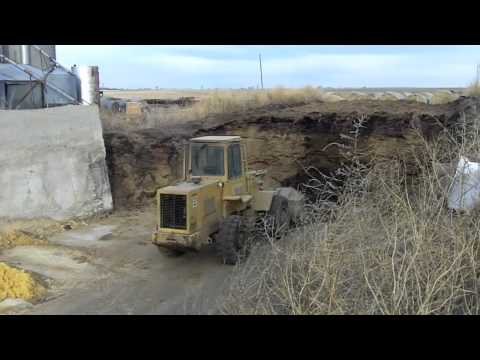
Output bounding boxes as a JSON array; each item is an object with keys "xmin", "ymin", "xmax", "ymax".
[
  {"xmin": 0, "ymin": 230, "xmax": 48, "ymax": 250},
  {"xmin": 0, "ymin": 262, "xmax": 46, "ymax": 302}
]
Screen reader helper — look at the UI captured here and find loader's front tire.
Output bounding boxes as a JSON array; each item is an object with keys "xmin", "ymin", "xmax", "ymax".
[{"xmin": 215, "ymin": 215, "xmax": 245, "ymax": 265}]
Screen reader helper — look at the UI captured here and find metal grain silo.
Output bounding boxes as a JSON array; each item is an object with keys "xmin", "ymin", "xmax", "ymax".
[
  {"xmin": 45, "ymin": 68, "xmax": 81, "ymax": 107},
  {"xmin": 29, "ymin": 45, "xmax": 56, "ymax": 70},
  {"xmin": 1, "ymin": 45, "xmax": 23, "ymax": 63},
  {"xmin": 76, "ymin": 65, "xmax": 100, "ymax": 105}
]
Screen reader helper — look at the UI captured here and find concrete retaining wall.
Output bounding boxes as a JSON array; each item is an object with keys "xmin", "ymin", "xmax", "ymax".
[{"xmin": 0, "ymin": 105, "xmax": 113, "ymax": 220}]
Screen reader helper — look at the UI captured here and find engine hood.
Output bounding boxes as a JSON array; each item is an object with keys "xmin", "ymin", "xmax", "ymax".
[{"xmin": 158, "ymin": 179, "xmax": 220, "ymax": 195}]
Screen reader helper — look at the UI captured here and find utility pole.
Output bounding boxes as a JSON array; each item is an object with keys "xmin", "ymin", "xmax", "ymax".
[
  {"xmin": 477, "ymin": 63, "xmax": 480, "ymax": 85},
  {"xmin": 259, "ymin": 54, "xmax": 264, "ymax": 90}
]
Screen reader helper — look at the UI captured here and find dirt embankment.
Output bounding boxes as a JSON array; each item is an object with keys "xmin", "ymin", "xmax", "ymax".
[{"xmin": 104, "ymin": 97, "xmax": 480, "ymax": 208}]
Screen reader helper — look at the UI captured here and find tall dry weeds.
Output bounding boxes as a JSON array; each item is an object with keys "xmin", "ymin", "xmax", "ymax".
[
  {"xmin": 100, "ymin": 87, "xmax": 328, "ymax": 131},
  {"xmin": 465, "ymin": 80, "xmax": 480, "ymax": 97},
  {"xmin": 221, "ymin": 111, "xmax": 480, "ymax": 315}
]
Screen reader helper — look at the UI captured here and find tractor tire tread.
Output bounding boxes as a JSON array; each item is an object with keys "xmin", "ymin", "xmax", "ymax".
[{"xmin": 215, "ymin": 215, "xmax": 242, "ymax": 265}]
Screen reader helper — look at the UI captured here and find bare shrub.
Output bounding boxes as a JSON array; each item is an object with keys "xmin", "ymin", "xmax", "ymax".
[{"xmin": 221, "ymin": 112, "xmax": 480, "ymax": 315}]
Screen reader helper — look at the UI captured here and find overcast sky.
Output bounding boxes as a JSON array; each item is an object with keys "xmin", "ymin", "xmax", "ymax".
[{"xmin": 56, "ymin": 45, "xmax": 480, "ymax": 89}]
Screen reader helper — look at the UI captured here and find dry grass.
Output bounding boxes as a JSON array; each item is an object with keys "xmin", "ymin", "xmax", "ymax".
[
  {"xmin": 100, "ymin": 87, "xmax": 329, "ymax": 131},
  {"xmin": 221, "ymin": 112, "xmax": 480, "ymax": 315},
  {"xmin": 465, "ymin": 81, "xmax": 480, "ymax": 97},
  {"xmin": 183, "ymin": 86, "xmax": 330, "ymax": 119},
  {"xmin": 100, "ymin": 87, "xmax": 464, "ymax": 131},
  {"xmin": 103, "ymin": 89, "xmax": 212, "ymax": 101}
]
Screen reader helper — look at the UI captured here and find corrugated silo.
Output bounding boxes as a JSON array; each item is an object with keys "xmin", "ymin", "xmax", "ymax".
[
  {"xmin": 45, "ymin": 68, "xmax": 81, "ymax": 107},
  {"xmin": 0, "ymin": 45, "xmax": 23, "ymax": 63},
  {"xmin": 0, "ymin": 45, "xmax": 56, "ymax": 69}
]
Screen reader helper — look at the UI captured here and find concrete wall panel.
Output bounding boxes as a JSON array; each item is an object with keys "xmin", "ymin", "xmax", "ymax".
[{"xmin": 0, "ymin": 105, "xmax": 113, "ymax": 220}]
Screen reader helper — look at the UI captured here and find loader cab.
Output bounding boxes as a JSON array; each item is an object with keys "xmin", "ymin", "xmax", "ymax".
[
  {"xmin": 188, "ymin": 136, "xmax": 249, "ymax": 203},
  {"xmin": 188, "ymin": 136, "xmax": 246, "ymax": 181}
]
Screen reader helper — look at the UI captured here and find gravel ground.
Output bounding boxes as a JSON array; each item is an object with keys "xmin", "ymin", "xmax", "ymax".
[{"xmin": 0, "ymin": 206, "xmax": 232, "ymax": 315}]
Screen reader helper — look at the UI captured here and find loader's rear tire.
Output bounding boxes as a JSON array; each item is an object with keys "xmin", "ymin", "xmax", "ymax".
[
  {"xmin": 215, "ymin": 215, "xmax": 245, "ymax": 265},
  {"xmin": 268, "ymin": 195, "xmax": 291, "ymax": 239}
]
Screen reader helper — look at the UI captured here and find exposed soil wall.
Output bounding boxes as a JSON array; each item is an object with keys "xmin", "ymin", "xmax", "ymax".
[{"xmin": 104, "ymin": 98, "xmax": 480, "ymax": 208}]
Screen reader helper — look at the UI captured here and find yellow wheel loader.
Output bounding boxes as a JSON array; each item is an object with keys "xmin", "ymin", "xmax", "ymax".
[{"xmin": 152, "ymin": 136, "xmax": 304, "ymax": 264}]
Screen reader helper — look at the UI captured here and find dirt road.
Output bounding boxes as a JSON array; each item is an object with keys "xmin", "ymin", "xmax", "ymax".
[{"xmin": 0, "ymin": 207, "xmax": 232, "ymax": 315}]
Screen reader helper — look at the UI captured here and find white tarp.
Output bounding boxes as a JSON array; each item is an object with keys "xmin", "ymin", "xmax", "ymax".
[{"xmin": 447, "ymin": 156, "xmax": 480, "ymax": 211}]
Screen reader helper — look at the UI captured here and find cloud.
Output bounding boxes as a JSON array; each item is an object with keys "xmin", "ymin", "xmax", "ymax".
[
  {"xmin": 265, "ymin": 53, "xmax": 405, "ymax": 73},
  {"xmin": 145, "ymin": 45, "xmax": 250, "ymax": 54},
  {"xmin": 131, "ymin": 52, "xmax": 409, "ymax": 86},
  {"xmin": 57, "ymin": 45, "xmax": 124, "ymax": 60},
  {"xmin": 134, "ymin": 52, "xmax": 404, "ymax": 72},
  {"xmin": 56, "ymin": 45, "xmax": 480, "ymax": 88},
  {"xmin": 134, "ymin": 53, "xmax": 256, "ymax": 74}
]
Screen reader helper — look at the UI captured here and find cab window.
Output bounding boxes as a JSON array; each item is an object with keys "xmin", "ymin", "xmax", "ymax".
[
  {"xmin": 228, "ymin": 143, "xmax": 242, "ymax": 179},
  {"xmin": 191, "ymin": 143, "xmax": 224, "ymax": 176}
]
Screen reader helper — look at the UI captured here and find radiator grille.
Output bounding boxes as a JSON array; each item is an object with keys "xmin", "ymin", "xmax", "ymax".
[{"xmin": 160, "ymin": 194, "xmax": 187, "ymax": 229}]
